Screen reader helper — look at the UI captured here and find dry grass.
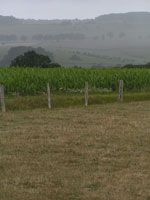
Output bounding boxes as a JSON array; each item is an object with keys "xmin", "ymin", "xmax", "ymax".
[{"xmin": 0, "ymin": 101, "xmax": 150, "ymax": 200}]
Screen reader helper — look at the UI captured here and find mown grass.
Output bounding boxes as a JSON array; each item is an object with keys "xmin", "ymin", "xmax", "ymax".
[
  {"xmin": 5, "ymin": 92, "xmax": 150, "ymax": 111},
  {"xmin": 0, "ymin": 101, "xmax": 150, "ymax": 200}
]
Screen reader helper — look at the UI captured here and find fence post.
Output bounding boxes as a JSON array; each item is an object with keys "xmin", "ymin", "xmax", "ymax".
[
  {"xmin": 47, "ymin": 83, "xmax": 51, "ymax": 109},
  {"xmin": 85, "ymin": 82, "xmax": 88, "ymax": 107},
  {"xmin": 0, "ymin": 85, "xmax": 6, "ymax": 112},
  {"xmin": 118, "ymin": 80, "xmax": 124, "ymax": 102}
]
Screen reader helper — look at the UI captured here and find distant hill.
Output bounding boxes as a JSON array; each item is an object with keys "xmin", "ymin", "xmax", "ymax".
[
  {"xmin": 1, "ymin": 12, "xmax": 150, "ymax": 67},
  {"xmin": 95, "ymin": 12, "xmax": 150, "ymax": 23}
]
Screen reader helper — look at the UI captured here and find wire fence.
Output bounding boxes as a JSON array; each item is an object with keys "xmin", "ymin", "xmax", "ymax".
[{"xmin": 0, "ymin": 81, "xmax": 124, "ymax": 112}]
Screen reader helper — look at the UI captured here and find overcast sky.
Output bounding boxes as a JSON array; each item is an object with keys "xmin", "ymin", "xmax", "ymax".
[{"xmin": 0, "ymin": 0, "xmax": 150, "ymax": 19}]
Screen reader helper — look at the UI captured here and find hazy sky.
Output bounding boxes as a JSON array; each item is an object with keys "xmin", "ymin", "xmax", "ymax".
[{"xmin": 0, "ymin": 0, "xmax": 150, "ymax": 19}]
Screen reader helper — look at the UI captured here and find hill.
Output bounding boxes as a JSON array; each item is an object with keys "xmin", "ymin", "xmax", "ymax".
[{"xmin": 0, "ymin": 12, "xmax": 150, "ymax": 67}]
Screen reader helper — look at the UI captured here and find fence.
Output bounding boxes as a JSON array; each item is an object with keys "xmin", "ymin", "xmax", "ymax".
[
  {"xmin": 0, "ymin": 85, "xmax": 6, "ymax": 112},
  {"xmin": 0, "ymin": 80, "xmax": 124, "ymax": 112}
]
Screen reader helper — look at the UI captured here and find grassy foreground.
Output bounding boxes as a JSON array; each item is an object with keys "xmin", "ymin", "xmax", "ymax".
[{"xmin": 0, "ymin": 101, "xmax": 150, "ymax": 200}]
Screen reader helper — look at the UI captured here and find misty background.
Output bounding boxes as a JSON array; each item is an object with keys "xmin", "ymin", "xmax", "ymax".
[
  {"xmin": 0, "ymin": 0, "xmax": 150, "ymax": 67},
  {"xmin": 1, "ymin": 0, "xmax": 150, "ymax": 19}
]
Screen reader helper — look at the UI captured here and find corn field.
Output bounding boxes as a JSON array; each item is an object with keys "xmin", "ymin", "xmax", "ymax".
[{"xmin": 0, "ymin": 68, "xmax": 150, "ymax": 95}]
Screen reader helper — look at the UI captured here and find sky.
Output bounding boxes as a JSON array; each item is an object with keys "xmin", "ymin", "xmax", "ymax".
[{"xmin": 0, "ymin": 0, "xmax": 150, "ymax": 20}]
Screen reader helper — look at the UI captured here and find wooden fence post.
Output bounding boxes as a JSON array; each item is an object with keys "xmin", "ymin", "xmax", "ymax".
[
  {"xmin": 85, "ymin": 82, "xmax": 88, "ymax": 107},
  {"xmin": 0, "ymin": 85, "xmax": 6, "ymax": 112},
  {"xmin": 118, "ymin": 80, "xmax": 124, "ymax": 102},
  {"xmin": 47, "ymin": 83, "xmax": 51, "ymax": 109}
]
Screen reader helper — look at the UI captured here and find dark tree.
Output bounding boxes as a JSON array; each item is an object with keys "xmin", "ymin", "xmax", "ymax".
[
  {"xmin": 10, "ymin": 51, "xmax": 52, "ymax": 68},
  {"xmin": 0, "ymin": 46, "xmax": 54, "ymax": 67}
]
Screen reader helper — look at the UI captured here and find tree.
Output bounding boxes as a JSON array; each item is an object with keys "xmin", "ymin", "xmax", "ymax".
[
  {"xmin": 107, "ymin": 32, "xmax": 114, "ymax": 39},
  {"xmin": 10, "ymin": 51, "xmax": 53, "ymax": 68},
  {"xmin": 0, "ymin": 46, "xmax": 54, "ymax": 67}
]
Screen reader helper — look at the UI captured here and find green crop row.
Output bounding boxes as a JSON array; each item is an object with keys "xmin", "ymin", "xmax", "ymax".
[{"xmin": 0, "ymin": 68, "xmax": 150, "ymax": 95}]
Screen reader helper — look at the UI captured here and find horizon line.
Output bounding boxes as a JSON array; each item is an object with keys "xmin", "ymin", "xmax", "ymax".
[{"xmin": 0, "ymin": 11, "xmax": 150, "ymax": 21}]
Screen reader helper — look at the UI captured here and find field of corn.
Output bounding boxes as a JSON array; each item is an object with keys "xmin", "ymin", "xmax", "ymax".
[{"xmin": 0, "ymin": 68, "xmax": 150, "ymax": 95}]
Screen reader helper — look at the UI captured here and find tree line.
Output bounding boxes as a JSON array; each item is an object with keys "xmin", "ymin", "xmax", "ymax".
[{"xmin": 0, "ymin": 33, "xmax": 86, "ymax": 43}]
